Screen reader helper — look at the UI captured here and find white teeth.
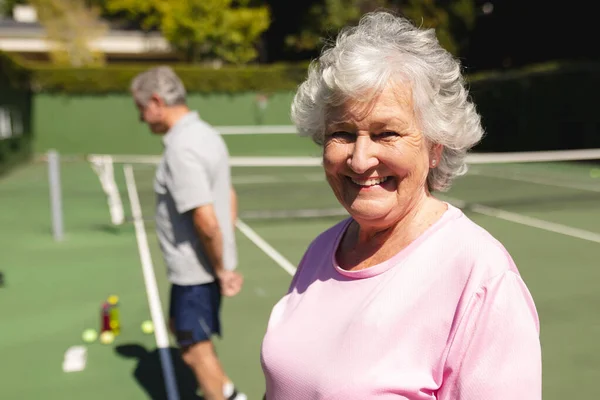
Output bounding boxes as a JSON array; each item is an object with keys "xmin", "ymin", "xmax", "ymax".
[{"xmin": 351, "ymin": 176, "xmax": 389, "ymax": 186}]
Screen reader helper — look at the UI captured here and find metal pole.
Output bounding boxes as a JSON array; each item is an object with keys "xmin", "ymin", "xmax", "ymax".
[{"xmin": 48, "ymin": 149, "xmax": 64, "ymax": 241}]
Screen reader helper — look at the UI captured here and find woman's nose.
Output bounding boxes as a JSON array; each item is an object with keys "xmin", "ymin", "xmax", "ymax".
[{"xmin": 347, "ymin": 136, "xmax": 378, "ymax": 174}]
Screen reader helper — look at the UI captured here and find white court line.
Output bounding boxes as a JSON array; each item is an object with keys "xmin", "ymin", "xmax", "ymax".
[
  {"xmin": 232, "ymin": 175, "xmax": 281, "ymax": 185},
  {"xmin": 235, "ymin": 219, "xmax": 296, "ymax": 276},
  {"xmin": 469, "ymin": 169, "xmax": 600, "ymax": 193},
  {"xmin": 88, "ymin": 154, "xmax": 324, "ymax": 167},
  {"xmin": 233, "ymin": 173, "xmax": 325, "ymax": 185},
  {"xmin": 229, "ymin": 157, "xmax": 321, "ymax": 167},
  {"xmin": 447, "ymin": 197, "xmax": 600, "ymax": 244},
  {"xmin": 87, "ymin": 148, "xmax": 600, "ymax": 168},
  {"xmin": 466, "ymin": 148, "xmax": 600, "ymax": 164},
  {"xmin": 123, "ymin": 165, "xmax": 180, "ymax": 400},
  {"xmin": 216, "ymin": 125, "xmax": 297, "ymax": 135}
]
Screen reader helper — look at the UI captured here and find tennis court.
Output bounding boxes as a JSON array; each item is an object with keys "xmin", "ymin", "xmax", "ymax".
[{"xmin": 1, "ymin": 139, "xmax": 599, "ymax": 399}]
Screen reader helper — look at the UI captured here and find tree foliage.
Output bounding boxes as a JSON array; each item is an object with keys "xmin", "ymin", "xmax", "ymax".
[
  {"xmin": 1, "ymin": 0, "xmax": 26, "ymax": 16},
  {"xmin": 285, "ymin": 0, "xmax": 388, "ymax": 51},
  {"xmin": 286, "ymin": 0, "xmax": 476, "ymax": 56},
  {"xmin": 104, "ymin": 0, "xmax": 270, "ymax": 64},
  {"xmin": 29, "ymin": 0, "xmax": 107, "ymax": 66},
  {"xmin": 401, "ymin": 0, "xmax": 475, "ymax": 55}
]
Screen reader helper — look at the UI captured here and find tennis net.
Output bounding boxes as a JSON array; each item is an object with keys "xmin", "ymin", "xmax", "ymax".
[{"xmin": 88, "ymin": 149, "xmax": 600, "ymax": 226}]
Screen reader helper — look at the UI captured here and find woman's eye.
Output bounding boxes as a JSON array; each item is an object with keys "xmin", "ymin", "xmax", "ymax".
[
  {"xmin": 376, "ymin": 131, "xmax": 399, "ymax": 139},
  {"xmin": 329, "ymin": 131, "xmax": 354, "ymax": 139}
]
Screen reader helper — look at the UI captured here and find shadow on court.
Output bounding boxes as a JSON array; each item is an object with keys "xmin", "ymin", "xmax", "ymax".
[{"xmin": 116, "ymin": 343, "xmax": 202, "ymax": 400}]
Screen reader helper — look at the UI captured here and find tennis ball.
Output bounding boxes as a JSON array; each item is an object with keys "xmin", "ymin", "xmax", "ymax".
[
  {"xmin": 590, "ymin": 168, "xmax": 600, "ymax": 179},
  {"xmin": 82, "ymin": 329, "xmax": 98, "ymax": 343},
  {"xmin": 99, "ymin": 331, "xmax": 115, "ymax": 345},
  {"xmin": 141, "ymin": 320, "xmax": 154, "ymax": 335}
]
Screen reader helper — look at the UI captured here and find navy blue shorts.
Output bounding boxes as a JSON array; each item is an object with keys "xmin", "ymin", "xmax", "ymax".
[{"xmin": 169, "ymin": 282, "xmax": 221, "ymax": 347}]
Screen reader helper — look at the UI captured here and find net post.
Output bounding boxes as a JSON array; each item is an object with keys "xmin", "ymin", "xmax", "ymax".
[{"xmin": 47, "ymin": 149, "xmax": 64, "ymax": 241}]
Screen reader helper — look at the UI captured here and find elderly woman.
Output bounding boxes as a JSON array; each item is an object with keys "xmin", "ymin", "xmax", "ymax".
[{"xmin": 260, "ymin": 11, "xmax": 541, "ymax": 400}]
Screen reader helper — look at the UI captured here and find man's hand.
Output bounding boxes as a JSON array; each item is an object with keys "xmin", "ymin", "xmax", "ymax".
[{"xmin": 216, "ymin": 270, "xmax": 243, "ymax": 297}]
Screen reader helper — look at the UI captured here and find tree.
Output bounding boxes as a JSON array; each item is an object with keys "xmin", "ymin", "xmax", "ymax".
[
  {"xmin": 29, "ymin": 0, "xmax": 107, "ymax": 66},
  {"xmin": 1, "ymin": 0, "xmax": 26, "ymax": 17},
  {"xmin": 285, "ymin": 0, "xmax": 476, "ymax": 57},
  {"xmin": 104, "ymin": 0, "xmax": 270, "ymax": 64},
  {"xmin": 400, "ymin": 0, "xmax": 475, "ymax": 56},
  {"xmin": 285, "ymin": 0, "xmax": 389, "ymax": 52}
]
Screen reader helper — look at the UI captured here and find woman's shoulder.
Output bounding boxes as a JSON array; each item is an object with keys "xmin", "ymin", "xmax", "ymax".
[
  {"xmin": 287, "ymin": 218, "xmax": 352, "ymax": 289},
  {"xmin": 440, "ymin": 206, "xmax": 519, "ymax": 279}
]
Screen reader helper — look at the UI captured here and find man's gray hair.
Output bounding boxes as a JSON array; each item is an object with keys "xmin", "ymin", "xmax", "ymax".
[
  {"xmin": 291, "ymin": 11, "xmax": 485, "ymax": 192},
  {"xmin": 130, "ymin": 66, "xmax": 187, "ymax": 107}
]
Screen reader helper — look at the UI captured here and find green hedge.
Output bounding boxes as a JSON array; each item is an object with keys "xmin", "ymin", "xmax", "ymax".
[
  {"xmin": 0, "ymin": 51, "xmax": 30, "ymax": 88},
  {"xmin": 468, "ymin": 62, "xmax": 600, "ymax": 152},
  {"xmin": 19, "ymin": 54, "xmax": 583, "ymax": 96},
  {"xmin": 24, "ymin": 60, "xmax": 310, "ymax": 94},
  {"xmin": 0, "ymin": 52, "xmax": 33, "ymax": 176}
]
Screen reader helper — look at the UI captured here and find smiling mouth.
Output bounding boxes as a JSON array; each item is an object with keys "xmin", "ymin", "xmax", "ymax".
[{"xmin": 349, "ymin": 176, "xmax": 390, "ymax": 187}]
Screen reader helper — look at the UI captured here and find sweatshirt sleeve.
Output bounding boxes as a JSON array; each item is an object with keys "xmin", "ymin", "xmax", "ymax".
[{"xmin": 438, "ymin": 271, "xmax": 542, "ymax": 400}]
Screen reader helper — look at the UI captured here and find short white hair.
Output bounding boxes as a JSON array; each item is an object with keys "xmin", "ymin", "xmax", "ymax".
[
  {"xmin": 130, "ymin": 66, "xmax": 187, "ymax": 107},
  {"xmin": 291, "ymin": 11, "xmax": 484, "ymax": 191}
]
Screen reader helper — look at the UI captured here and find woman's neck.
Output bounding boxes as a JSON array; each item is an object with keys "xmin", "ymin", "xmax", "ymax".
[{"xmin": 338, "ymin": 196, "xmax": 447, "ymax": 271}]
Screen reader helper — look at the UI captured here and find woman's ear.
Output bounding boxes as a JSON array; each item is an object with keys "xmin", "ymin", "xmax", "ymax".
[{"xmin": 429, "ymin": 143, "xmax": 443, "ymax": 168}]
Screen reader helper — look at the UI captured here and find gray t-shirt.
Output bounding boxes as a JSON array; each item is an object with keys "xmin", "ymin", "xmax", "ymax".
[{"xmin": 154, "ymin": 111, "xmax": 237, "ymax": 285}]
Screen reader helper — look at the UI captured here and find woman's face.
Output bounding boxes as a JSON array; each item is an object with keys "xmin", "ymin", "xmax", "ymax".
[{"xmin": 323, "ymin": 82, "xmax": 437, "ymax": 229}]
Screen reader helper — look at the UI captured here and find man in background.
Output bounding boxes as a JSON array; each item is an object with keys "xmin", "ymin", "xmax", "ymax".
[{"xmin": 130, "ymin": 66, "xmax": 245, "ymax": 400}]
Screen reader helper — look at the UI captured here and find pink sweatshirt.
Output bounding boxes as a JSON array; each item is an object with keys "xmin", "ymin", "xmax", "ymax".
[{"xmin": 261, "ymin": 204, "xmax": 541, "ymax": 399}]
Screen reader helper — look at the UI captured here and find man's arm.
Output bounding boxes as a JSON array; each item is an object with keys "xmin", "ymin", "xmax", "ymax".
[
  {"xmin": 192, "ymin": 203, "xmax": 242, "ymax": 296},
  {"xmin": 192, "ymin": 204, "xmax": 224, "ymax": 274},
  {"xmin": 230, "ymin": 186, "xmax": 238, "ymax": 227}
]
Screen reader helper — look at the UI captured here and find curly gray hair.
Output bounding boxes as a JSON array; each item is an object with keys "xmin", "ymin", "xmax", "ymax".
[{"xmin": 291, "ymin": 11, "xmax": 484, "ymax": 191}]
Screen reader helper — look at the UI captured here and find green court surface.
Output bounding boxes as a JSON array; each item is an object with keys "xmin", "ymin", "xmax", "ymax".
[{"xmin": 1, "ymin": 153, "xmax": 599, "ymax": 399}]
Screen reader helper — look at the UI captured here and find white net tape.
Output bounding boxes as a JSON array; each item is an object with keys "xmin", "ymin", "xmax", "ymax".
[{"xmin": 89, "ymin": 155, "xmax": 125, "ymax": 226}]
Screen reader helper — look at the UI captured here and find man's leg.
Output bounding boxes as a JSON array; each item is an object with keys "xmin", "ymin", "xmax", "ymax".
[
  {"xmin": 170, "ymin": 283, "xmax": 245, "ymax": 400},
  {"xmin": 181, "ymin": 340, "xmax": 226, "ymax": 400}
]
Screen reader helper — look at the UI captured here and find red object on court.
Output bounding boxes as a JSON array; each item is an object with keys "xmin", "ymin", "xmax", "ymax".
[{"xmin": 101, "ymin": 302, "xmax": 111, "ymax": 332}]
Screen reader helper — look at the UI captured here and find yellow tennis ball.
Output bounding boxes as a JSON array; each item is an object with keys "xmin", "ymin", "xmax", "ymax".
[
  {"xmin": 141, "ymin": 320, "xmax": 154, "ymax": 335},
  {"xmin": 590, "ymin": 168, "xmax": 600, "ymax": 179},
  {"xmin": 82, "ymin": 329, "xmax": 97, "ymax": 343},
  {"xmin": 99, "ymin": 331, "xmax": 115, "ymax": 345}
]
